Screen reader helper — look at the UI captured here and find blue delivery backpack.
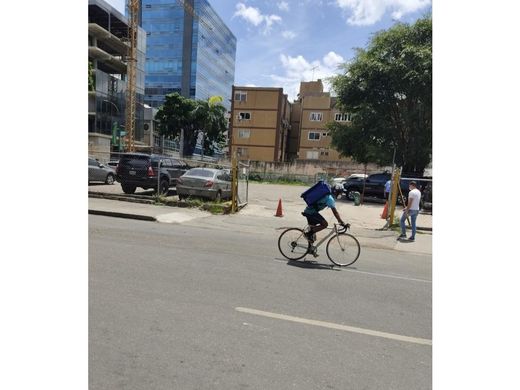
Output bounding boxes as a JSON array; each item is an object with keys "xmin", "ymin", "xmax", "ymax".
[{"xmin": 301, "ymin": 180, "xmax": 332, "ymax": 207}]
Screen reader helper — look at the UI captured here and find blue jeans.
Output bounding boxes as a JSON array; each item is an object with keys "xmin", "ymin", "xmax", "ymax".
[{"xmin": 401, "ymin": 209, "xmax": 419, "ymax": 239}]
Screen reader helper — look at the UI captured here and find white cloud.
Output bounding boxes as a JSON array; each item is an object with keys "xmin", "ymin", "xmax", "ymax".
[
  {"xmin": 270, "ymin": 51, "xmax": 346, "ymax": 101},
  {"xmin": 277, "ymin": 1, "xmax": 290, "ymax": 11},
  {"xmin": 233, "ymin": 3, "xmax": 283, "ymax": 34},
  {"xmin": 282, "ymin": 30, "xmax": 297, "ymax": 39},
  {"xmin": 335, "ymin": 0, "xmax": 431, "ymax": 25}
]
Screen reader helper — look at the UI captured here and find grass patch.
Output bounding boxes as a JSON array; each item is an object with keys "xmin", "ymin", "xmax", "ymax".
[
  {"xmin": 248, "ymin": 177, "xmax": 309, "ymax": 186},
  {"xmin": 153, "ymin": 195, "xmax": 231, "ymax": 214}
]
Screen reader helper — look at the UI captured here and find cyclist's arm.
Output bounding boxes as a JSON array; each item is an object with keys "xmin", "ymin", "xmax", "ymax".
[{"xmin": 331, "ymin": 207, "xmax": 345, "ymax": 225}]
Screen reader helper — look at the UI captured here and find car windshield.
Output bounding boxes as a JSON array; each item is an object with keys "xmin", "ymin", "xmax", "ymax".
[{"xmin": 185, "ymin": 168, "xmax": 214, "ymax": 178}]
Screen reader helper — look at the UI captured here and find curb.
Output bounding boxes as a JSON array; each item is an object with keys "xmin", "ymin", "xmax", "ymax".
[{"xmin": 89, "ymin": 209, "xmax": 157, "ymax": 222}]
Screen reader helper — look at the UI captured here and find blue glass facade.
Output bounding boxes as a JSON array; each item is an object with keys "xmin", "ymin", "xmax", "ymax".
[{"xmin": 139, "ymin": 0, "xmax": 236, "ymax": 110}]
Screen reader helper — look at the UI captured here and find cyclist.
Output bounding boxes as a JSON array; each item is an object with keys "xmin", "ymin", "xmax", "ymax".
[{"xmin": 302, "ymin": 192, "xmax": 346, "ymax": 243}]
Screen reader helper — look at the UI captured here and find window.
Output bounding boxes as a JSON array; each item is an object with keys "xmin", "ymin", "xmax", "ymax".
[
  {"xmin": 234, "ymin": 91, "xmax": 247, "ymax": 101},
  {"xmin": 237, "ymin": 147, "xmax": 248, "ymax": 157},
  {"xmin": 309, "ymin": 112, "xmax": 323, "ymax": 121},
  {"xmin": 334, "ymin": 113, "xmax": 351, "ymax": 122},
  {"xmin": 322, "ymin": 132, "xmax": 328, "ymax": 137},
  {"xmin": 237, "ymin": 112, "xmax": 251, "ymax": 120},
  {"xmin": 238, "ymin": 129, "xmax": 250, "ymax": 138},
  {"xmin": 306, "ymin": 151, "xmax": 319, "ymax": 159},
  {"xmin": 308, "ymin": 132, "xmax": 321, "ymax": 141}
]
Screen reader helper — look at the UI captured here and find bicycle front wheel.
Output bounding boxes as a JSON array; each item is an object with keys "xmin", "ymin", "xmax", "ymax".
[
  {"xmin": 326, "ymin": 233, "xmax": 360, "ymax": 267},
  {"xmin": 278, "ymin": 228, "xmax": 310, "ymax": 261}
]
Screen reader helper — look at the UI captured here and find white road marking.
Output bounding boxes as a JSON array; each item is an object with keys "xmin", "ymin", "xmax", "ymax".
[
  {"xmin": 342, "ymin": 268, "xmax": 431, "ymax": 283},
  {"xmin": 273, "ymin": 258, "xmax": 431, "ymax": 283},
  {"xmin": 236, "ymin": 307, "xmax": 432, "ymax": 346}
]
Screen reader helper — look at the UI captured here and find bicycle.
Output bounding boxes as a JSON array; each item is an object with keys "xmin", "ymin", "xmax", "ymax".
[{"xmin": 277, "ymin": 223, "xmax": 361, "ymax": 267}]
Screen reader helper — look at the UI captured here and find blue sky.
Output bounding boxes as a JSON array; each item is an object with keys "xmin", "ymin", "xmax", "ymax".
[{"xmin": 106, "ymin": 0, "xmax": 431, "ymax": 100}]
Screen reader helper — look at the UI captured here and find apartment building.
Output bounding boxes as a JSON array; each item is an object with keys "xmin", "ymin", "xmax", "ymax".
[
  {"xmin": 294, "ymin": 80, "xmax": 351, "ymax": 161},
  {"xmin": 230, "ymin": 86, "xmax": 290, "ymax": 162}
]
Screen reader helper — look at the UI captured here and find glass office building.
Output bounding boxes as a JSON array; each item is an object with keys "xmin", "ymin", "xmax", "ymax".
[{"xmin": 138, "ymin": 0, "xmax": 236, "ymax": 111}]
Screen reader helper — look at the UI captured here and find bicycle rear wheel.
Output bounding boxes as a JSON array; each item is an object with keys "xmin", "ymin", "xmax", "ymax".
[
  {"xmin": 278, "ymin": 228, "xmax": 310, "ymax": 261},
  {"xmin": 326, "ymin": 233, "xmax": 360, "ymax": 267}
]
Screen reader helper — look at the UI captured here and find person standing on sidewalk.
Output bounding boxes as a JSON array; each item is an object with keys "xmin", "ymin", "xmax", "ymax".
[
  {"xmin": 384, "ymin": 179, "xmax": 391, "ymax": 200},
  {"xmin": 398, "ymin": 181, "xmax": 421, "ymax": 241}
]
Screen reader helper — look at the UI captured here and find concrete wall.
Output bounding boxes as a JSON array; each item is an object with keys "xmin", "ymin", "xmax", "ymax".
[
  {"xmin": 88, "ymin": 133, "xmax": 112, "ymax": 162},
  {"xmin": 248, "ymin": 159, "xmax": 390, "ymax": 178}
]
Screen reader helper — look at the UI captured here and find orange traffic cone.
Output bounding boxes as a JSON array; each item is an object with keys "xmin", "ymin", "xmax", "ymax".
[
  {"xmin": 275, "ymin": 198, "xmax": 284, "ymax": 217},
  {"xmin": 381, "ymin": 202, "xmax": 388, "ymax": 219}
]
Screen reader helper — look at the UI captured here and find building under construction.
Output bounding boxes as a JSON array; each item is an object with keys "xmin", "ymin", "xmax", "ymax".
[{"xmin": 88, "ymin": 0, "xmax": 147, "ymax": 161}]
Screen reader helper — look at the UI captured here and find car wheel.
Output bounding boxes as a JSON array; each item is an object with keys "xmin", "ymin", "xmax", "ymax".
[
  {"xmin": 215, "ymin": 190, "xmax": 222, "ymax": 203},
  {"xmin": 105, "ymin": 173, "xmax": 115, "ymax": 185},
  {"xmin": 121, "ymin": 184, "xmax": 136, "ymax": 194},
  {"xmin": 159, "ymin": 179, "xmax": 169, "ymax": 195}
]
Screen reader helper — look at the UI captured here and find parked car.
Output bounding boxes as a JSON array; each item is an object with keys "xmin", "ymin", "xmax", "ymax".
[
  {"xmin": 106, "ymin": 159, "xmax": 119, "ymax": 169},
  {"xmin": 342, "ymin": 171, "xmax": 431, "ymax": 205},
  {"xmin": 176, "ymin": 168, "xmax": 232, "ymax": 202},
  {"xmin": 332, "ymin": 174, "xmax": 369, "ymax": 198},
  {"xmin": 88, "ymin": 157, "xmax": 116, "ymax": 185},
  {"xmin": 115, "ymin": 153, "xmax": 190, "ymax": 194}
]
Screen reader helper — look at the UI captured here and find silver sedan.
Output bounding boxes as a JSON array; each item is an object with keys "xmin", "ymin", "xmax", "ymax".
[{"xmin": 176, "ymin": 168, "xmax": 231, "ymax": 202}]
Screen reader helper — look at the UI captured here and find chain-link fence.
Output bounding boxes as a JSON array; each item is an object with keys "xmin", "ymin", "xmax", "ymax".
[{"xmin": 237, "ymin": 161, "xmax": 249, "ymax": 207}]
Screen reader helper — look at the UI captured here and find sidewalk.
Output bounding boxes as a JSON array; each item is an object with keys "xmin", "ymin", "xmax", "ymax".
[{"xmin": 89, "ymin": 196, "xmax": 432, "ymax": 256}]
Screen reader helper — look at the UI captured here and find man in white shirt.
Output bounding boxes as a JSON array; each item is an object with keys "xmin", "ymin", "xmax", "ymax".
[
  {"xmin": 398, "ymin": 181, "xmax": 421, "ymax": 241},
  {"xmin": 384, "ymin": 179, "xmax": 392, "ymax": 200}
]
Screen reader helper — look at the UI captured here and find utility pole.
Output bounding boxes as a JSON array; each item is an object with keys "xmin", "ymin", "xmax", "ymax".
[
  {"xmin": 125, "ymin": 0, "xmax": 139, "ymax": 152},
  {"xmin": 310, "ymin": 65, "xmax": 319, "ymax": 81}
]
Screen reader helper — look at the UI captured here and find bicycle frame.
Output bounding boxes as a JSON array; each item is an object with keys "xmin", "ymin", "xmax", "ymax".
[{"xmin": 304, "ymin": 224, "xmax": 344, "ymax": 249}]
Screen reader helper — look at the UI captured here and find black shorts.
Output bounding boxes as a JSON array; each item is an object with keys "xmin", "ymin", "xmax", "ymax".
[{"xmin": 302, "ymin": 212, "xmax": 326, "ymax": 226}]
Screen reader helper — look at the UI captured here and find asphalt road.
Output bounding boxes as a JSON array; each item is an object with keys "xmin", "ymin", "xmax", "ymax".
[{"xmin": 89, "ymin": 215, "xmax": 431, "ymax": 390}]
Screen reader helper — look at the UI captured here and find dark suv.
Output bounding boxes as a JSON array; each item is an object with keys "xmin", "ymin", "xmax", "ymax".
[
  {"xmin": 116, "ymin": 153, "xmax": 189, "ymax": 194},
  {"xmin": 343, "ymin": 172, "xmax": 431, "ymax": 203},
  {"xmin": 343, "ymin": 172, "xmax": 391, "ymax": 199}
]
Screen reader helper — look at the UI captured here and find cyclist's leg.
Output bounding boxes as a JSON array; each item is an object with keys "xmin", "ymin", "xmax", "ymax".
[{"xmin": 304, "ymin": 213, "xmax": 327, "ymax": 241}]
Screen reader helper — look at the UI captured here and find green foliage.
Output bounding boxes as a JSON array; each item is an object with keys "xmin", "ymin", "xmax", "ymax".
[
  {"xmin": 155, "ymin": 93, "xmax": 227, "ymax": 157},
  {"xmin": 330, "ymin": 17, "xmax": 432, "ymax": 175},
  {"xmin": 88, "ymin": 62, "xmax": 95, "ymax": 92}
]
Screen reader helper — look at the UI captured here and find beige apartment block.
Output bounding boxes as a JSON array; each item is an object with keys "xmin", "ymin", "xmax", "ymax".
[
  {"xmin": 230, "ymin": 86, "xmax": 290, "ymax": 162},
  {"xmin": 293, "ymin": 79, "xmax": 351, "ymax": 161}
]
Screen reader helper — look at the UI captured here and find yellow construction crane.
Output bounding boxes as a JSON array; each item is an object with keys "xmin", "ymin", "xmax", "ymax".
[
  {"xmin": 124, "ymin": 0, "xmax": 211, "ymax": 153},
  {"xmin": 125, "ymin": 0, "xmax": 139, "ymax": 152}
]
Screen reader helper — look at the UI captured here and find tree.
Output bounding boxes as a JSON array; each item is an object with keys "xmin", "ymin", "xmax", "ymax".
[
  {"xmin": 155, "ymin": 93, "xmax": 228, "ymax": 158},
  {"xmin": 155, "ymin": 93, "xmax": 197, "ymax": 157},
  {"xmin": 88, "ymin": 62, "xmax": 95, "ymax": 91},
  {"xmin": 329, "ymin": 16, "xmax": 432, "ymax": 175},
  {"xmin": 192, "ymin": 96, "xmax": 227, "ymax": 158}
]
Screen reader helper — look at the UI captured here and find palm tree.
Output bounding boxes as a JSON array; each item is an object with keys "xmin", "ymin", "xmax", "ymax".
[{"xmin": 193, "ymin": 96, "xmax": 227, "ymax": 159}]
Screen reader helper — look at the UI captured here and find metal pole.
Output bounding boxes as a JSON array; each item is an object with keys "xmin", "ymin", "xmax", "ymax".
[
  {"xmin": 231, "ymin": 152, "xmax": 238, "ymax": 213},
  {"xmin": 157, "ymin": 159, "xmax": 161, "ymax": 197},
  {"xmin": 389, "ymin": 168, "xmax": 400, "ymax": 225}
]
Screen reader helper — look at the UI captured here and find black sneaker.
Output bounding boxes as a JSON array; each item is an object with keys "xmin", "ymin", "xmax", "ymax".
[
  {"xmin": 397, "ymin": 234, "xmax": 407, "ymax": 240},
  {"xmin": 408, "ymin": 236, "xmax": 415, "ymax": 241}
]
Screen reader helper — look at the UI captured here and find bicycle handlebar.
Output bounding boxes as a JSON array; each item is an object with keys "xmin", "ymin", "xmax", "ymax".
[{"xmin": 336, "ymin": 223, "xmax": 350, "ymax": 233}]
